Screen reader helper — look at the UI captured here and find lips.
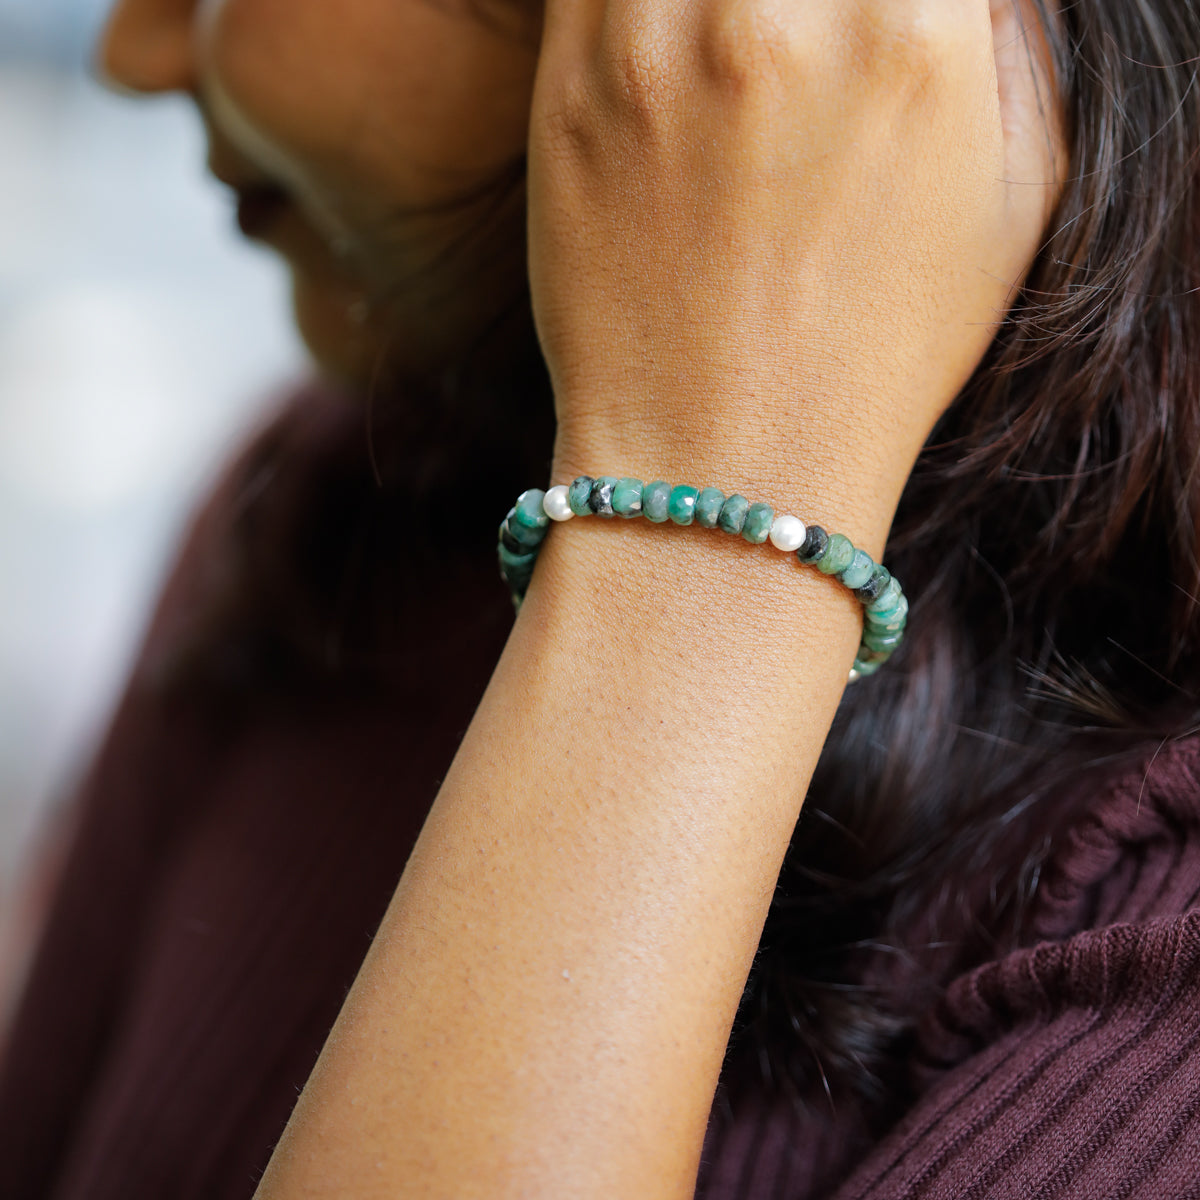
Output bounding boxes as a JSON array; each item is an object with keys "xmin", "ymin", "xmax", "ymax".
[{"xmin": 235, "ymin": 183, "xmax": 291, "ymax": 238}]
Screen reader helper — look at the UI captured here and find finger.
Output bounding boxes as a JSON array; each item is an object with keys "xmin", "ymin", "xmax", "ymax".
[{"xmin": 991, "ymin": 0, "xmax": 1068, "ymax": 198}]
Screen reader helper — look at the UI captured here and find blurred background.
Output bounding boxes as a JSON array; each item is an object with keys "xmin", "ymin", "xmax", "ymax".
[{"xmin": 0, "ymin": 0, "xmax": 304, "ymax": 1004}]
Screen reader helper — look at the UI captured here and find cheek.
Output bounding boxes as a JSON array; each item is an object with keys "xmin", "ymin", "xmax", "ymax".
[
  {"xmin": 198, "ymin": 0, "xmax": 371, "ymax": 180},
  {"xmin": 199, "ymin": 0, "xmax": 538, "ymax": 206}
]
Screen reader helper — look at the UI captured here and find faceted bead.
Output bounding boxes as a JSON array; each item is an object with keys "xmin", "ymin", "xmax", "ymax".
[
  {"xmin": 543, "ymin": 485, "xmax": 574, "ymax": 522},
  {"xmin": 568, "ymin": 476, "xmax": 594, "ymax": 517},
  {"xmin": 817, "ymin": 533, "xmax": 855, "ymax": 575},
  {"xmin": 694, "ymin": 487, "xmax": 726, "ymax": 529},
  {"xmin": 513, "ymin": 489, "xmax": 549, "ymax": 533},
  {"xmin": 668, "ymin": 485, "xmax": 699, "ymax": 525},
  {"xmin": 874, "ymin": 594, "xmax": 909, "ymax": 630},
  {"xmin": 796, "ymin": 525, "xmax": 828, "ymax": 564},
  {"xmin": 612, "ymin": 477, "xmax": 644, "ymax": 518},
  {"xmin": 865, "ymin": 592, "xmax": 907, "ymax": 626},
  {"xmin": 768, "ymin": 514, "xmax": 806, "ymax": 552},
  {"xmin": 643, "ymin": 480, "xmax": 672, "ymax": 523},
  {"xmin": 588, "ymin": 476, "xmax": 619, "ymax": 517},
  {"xmin": 717, "ymin": 494, "xmax": 750, "ymax": 535},
  {"xmin": 839, "ymin": 549, "xmax": 875, "ymax": 590},
  {"xmin": 504, "ymin": 508, "xmax": 545, "ymax": 549},
  {"xmin": 855, "ymin": 565, "xmax": 890, "ymax": 603},
  {"xmin": 741, "ymin": 502, "xmax": 775, "ymax": 544}
]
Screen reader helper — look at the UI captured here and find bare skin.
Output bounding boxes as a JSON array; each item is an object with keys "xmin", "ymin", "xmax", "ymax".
[{"xmin": 101, "ymin": 0, "xmax": 1064, "ymax": 1194}]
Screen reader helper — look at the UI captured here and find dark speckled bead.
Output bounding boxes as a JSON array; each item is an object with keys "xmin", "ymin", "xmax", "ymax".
[
  {"xmin": 668, "ymin": 485, "xmax": 699, "ymax": 525},
  {"xmin": 612, "ymin": 477, "xmax": 644, "ymax": 518},
  {"xmin": 643, "ymin": 480, "xmax": 672, "ymax": 523},
  {"xmin": 499, "ymin": 521, "xmax": 532, "ymax": 556},
  {"xmin": 694, "ymin": 487, "xmax": 725, "ymax": 529},
  {"xmin": 589, "ymin": 476, "xmax": 619, "ymax": 517},
  {"xmin": 796, "ymin": 525, "xmax": 828, "ymax": 564},
  {"xmin": 717, "ymin": 494, "xmax": 750, "ymax": 535},
  {"xmin": 568, "ymin": 476, "xmax": 594, "ymax": 517},
  {"xmin": 741, "ymin": 502, "xmax": 775, "ymax": 544},
  {"xmin": 854, "ymin": 564, "xmax": 890, "ymax": 603},
  {"xmin": 817, "ymin": 533, "xmax": 854, "ymax": 575}
]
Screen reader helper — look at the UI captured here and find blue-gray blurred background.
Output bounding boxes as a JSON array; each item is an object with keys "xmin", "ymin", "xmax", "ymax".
[{"xmin": 0, "ymin": 0, "xmax": 304, "ymax": 1002}]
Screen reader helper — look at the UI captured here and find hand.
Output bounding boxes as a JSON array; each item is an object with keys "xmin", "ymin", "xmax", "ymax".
[{"xmin": 528, "ymin": 0, "xmax": 1065, "ymax": 535}]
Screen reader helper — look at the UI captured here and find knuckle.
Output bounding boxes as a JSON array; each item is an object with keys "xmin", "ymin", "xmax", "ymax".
[
  {"xmin": 844, "ymin": 3, "xmax": 961, "ymax": 85},
  {"xmin": 698, "ymin": 6, "xmax": 807, "ymax": 94},
  {"xmin": 537, "ymin": 67, "xmax": 603, "ymax": 159},
  {"xmin": 597, "ymin": 17, "xmax": 681, "ymax": 118}
]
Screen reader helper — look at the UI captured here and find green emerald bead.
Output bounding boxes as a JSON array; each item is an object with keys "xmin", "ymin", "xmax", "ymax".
[
  {"xmin": 504, "ymin": 509, "xmax": 544, "ymax": 549},
  {"xmin": 862, "ymin": 627, "xmax": 904, "ymax": 653},
  {"xmin": 643, "ymin": 480, "xmax": 672, "ymax": 523},
  {"xmin": 839, "ymin": 549, "xmax": 875, "ymax": 590},
  {"xmin": 741, "ymin": 502, "xmax": 775, "ymax": 544},
  {"xmin": 568, "ymin": 476, "xmax": 594, "ymax": 517},
  {"xmin": 694, "ymin": 487, "xmax": 726, "ymax": 529},
  {"xmin": 817, "ymin": 533, "xmax": 854, "ymax": 575},
  {"xmin": 867, "ymin": 577, "xmax": 903, "ymax": 613},
  {"xmin": 718, "ymin": 494, "xmax": 750, "ymax": 534},
  {"xmin": 867, "ymin": 615, "xmax": 907, "ymax": 640},
  {"xmin": 612, "ymin": 477, "xmax": 644, "ymax": 518},
  {"xmin": 851, "ymin": 657, "xmax": 882, "ymax": 678},
  {"xmin": 512, "ymin": 489, "xmax": 549, "ymax": 532},
  {"xmin": 866, "ymin": 594, "xmax": 908, "ymax": 629},
  {"xmin": 668, "ymin": 485, "xmax": 699, "ymax": 526}
]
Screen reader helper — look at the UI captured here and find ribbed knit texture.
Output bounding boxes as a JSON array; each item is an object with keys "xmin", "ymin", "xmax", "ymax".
[
  {"xmin": 695, "ymin": 739, "xmax": 1200, "ymax": 1199},
  {"xmin": 3, "ymin": 404, "xmax": 1200, "ymax": 1197}
]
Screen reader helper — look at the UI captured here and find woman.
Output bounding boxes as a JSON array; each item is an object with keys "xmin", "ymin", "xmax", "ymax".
[{"xmin": 2, "ymin": 0, "xmax": 1199, "ymax": 1196}]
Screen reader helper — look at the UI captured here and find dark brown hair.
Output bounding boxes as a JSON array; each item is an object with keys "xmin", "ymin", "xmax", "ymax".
[{"xmin": 183, "ymin": 0, "xmax": 1200, "ymax": 1124}]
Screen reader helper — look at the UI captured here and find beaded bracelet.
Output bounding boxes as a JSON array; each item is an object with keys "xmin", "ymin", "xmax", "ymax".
[{"xmin": 498, "ymin": 475, "xmax": 907, "ymax": 680}]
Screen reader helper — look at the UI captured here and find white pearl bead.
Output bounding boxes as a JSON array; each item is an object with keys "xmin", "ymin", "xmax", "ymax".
[
  {"xmin": 543, "ymin": 485, "xmax": 574, "ymax": 522},
  {"xmin": 768, "ymin": 514, "xmax": 806, "ymax": 552}
]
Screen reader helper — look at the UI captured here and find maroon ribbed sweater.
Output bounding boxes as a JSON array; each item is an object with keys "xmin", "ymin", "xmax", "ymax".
[{"xmin": 3, "ymin": 417, "xmax": 1200, "ymax": 1198}]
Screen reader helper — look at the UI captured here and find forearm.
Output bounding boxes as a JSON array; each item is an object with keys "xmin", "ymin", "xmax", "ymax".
[
  {"xmin": 255, "ymin": 462, "xmax": 894, "ymax": 1199},
  {"xmin": 254, "ymin": 0, "xmax": 1062, "ymax": 1185}
]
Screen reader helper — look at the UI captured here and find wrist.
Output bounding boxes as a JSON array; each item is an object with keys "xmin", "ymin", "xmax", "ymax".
[
  {"xmin": 549, "ymin": 428, "xmax": 912, "ymax": 562},
  {"xmin": 515, "ymin": 514, "xmax": 865, "ymax": 734}
]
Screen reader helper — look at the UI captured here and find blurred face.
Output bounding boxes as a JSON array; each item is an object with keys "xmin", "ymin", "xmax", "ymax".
[{"xmin": 100, "ymin": 0, "xmax": 543, "ymax": 382}]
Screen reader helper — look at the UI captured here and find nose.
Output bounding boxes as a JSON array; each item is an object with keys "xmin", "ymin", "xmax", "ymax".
[{"xmin": 98, "ymin": 0, "xmax": 198, "ymax": 94}]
